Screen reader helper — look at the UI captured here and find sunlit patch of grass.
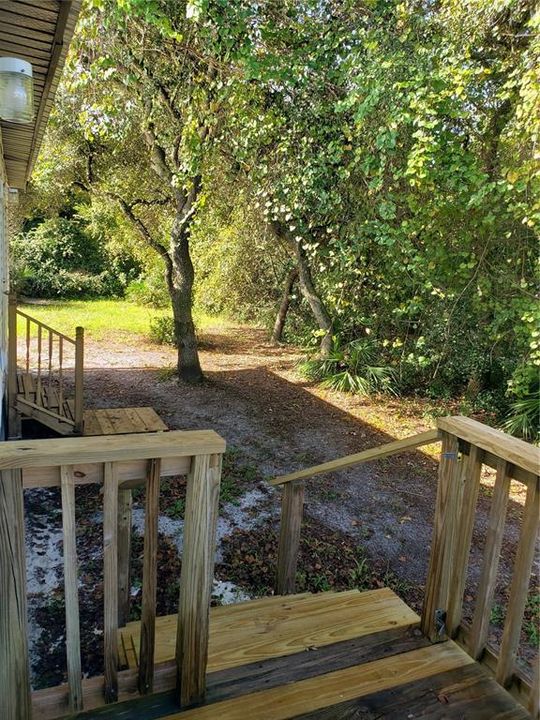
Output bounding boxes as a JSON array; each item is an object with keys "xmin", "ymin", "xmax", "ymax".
[{"xmin": 16, "ymin": 299, "xmax": 232, "ymax": 343}]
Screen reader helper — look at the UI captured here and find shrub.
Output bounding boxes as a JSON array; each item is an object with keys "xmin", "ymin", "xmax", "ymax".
[
  {"xmin": 300, "ymin": 338, "xmax": 396, "ymax": 396},
  {"xmin": 504, "ymin": 365, "xmax": 540, "ymax": 441},
  {"xmin": 149, "ymin": 315, "xmax": 176, "ymax": 346}
]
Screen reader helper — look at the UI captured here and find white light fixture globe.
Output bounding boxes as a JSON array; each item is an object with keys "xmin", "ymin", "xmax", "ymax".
[{"xmin": 0, "ymin": 57, "xmax": 34, "ymax": 124}]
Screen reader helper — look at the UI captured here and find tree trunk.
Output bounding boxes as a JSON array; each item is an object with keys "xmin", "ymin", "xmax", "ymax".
[
  {"xmin": 272, "ymin": 268, "xmax": 298, "ymax": 343},
  {"xmin": 272, "ymin": 222, "xmax": 333, "ymax": 356},
  {"xmin": 170, "ymin": 210, "xmax": 203, "ymax": 383}
]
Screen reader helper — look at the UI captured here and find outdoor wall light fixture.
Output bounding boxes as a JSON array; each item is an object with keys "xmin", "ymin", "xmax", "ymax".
[{"xmin": 0, "ymin": 57, "xmax": 34, "ymax": 124}]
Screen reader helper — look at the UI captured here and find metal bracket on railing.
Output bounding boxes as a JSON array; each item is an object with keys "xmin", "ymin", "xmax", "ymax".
[{"xmin": 435, "ymin": 608, "xmax": 447, "ymax": 636}]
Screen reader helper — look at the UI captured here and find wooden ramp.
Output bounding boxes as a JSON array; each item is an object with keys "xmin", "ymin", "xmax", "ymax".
[{"xmin": 106, "ymin": 588, "xmax": 529, "ymax": 720}]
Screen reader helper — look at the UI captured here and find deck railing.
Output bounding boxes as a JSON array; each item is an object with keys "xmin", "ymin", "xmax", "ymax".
[
  {"xmin": 7, "ymin": 295, "xmax": 84, "ymax": 435},
  {"xmin": 0, "ymin": 430, "xmax": 225, "ymax": 720},
  {"xmin": 272, "ymin": 416, "xmax": 539, "ymax": 715}
]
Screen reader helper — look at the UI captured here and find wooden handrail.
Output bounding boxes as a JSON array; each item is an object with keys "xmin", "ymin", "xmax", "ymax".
[
  {"xmin": 270, "ymin": 428, "xmax": 441, "ymax": 485},
  {"xmin": 15, "ymin": 308, "xmax": 77, "ymax": 344}
]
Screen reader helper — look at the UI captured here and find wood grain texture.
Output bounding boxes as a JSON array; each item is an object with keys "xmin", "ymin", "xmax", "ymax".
[
  {"xmin": 60, "ymin": 465, "xmax": 83, "ymax": 712},
  {"xmin": 438, "ymin": 416, "xmax": 540, "ymax": 477},
  {"xmin": 469, "ymin": 459, "xmax": 512, "ymax": 659},
  {"xmin": 163, "ymin": 642, "xmax": 473, "ymax": 720},
  {"xmin": 22, "ymin": 455, "xmax": 191, "ymax": 489},
  {"xmin": 271, "ymin": 429, "xmax": 440, "ymax": 485},
  {"xmin": 529, "ymin": 654, "xmax": 540, "ymax": 719},
  {"xmin": 276, "ymin": 480, "xmax": 304, "ymax": 595},
  {"xmin": 0, "ymin": 429, "xmax": 225, "ymax": 470},
  {"xmin": 83, "ymin": 408, "xmax": 168, "ymax": 436},
  {"xmin": 103, "ymin": 462, "xmax": 119, "ymax": 703},
  {"xmin": 117, "ymin": 489, "xmax": 133, "ymax": 628},
  {"xmin": 421, "ymin": 432, "xmax": 462, "ymax": 641},
  {"xmin": 447, "ymin": 444, "xmax": 483, "ymax": 637},
  {"xmin": 292, "ymin": 663, "xmax": 531, "ymax": 720},
  {"xmin": 0, "ymin": 469, "xmax": 32, "ymax": 720},
  {"xmin": 138, "ymin": 459, "xmax": 161, "ymax": 695},
  {"xmin": 496, "ymin": 477, "xmax": 540, "ymax": 687},
  {"xmin": 121, "ymin": 588, "xmax": 419, "ymax": 672},
  {"xmin": 176, "ymin": 453, "xmax": 222, "ymax": 707}
]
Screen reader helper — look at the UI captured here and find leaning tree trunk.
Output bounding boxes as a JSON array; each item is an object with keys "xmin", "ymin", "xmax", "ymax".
[
  {"xmin": 272, "ymin": 268, "xmax": 298, "ymax": 343},
  {"xmin": 170, "ymin": 211, "xmax": 203, "ymax": 383},
  {"xmin": 272, "ymin": 221, "xmax": 333, "ymax": 356}
]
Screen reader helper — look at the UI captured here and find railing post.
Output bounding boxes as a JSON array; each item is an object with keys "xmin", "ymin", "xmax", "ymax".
[
  {"xmin": 0, "ymin": 469, "xmax": 32, "ymax": 719},
  {"xmin": 74, "ymin": 326, "xmax": 84, "ymax": 434},
  {"xmin": 7, "ymin": 294, "xmax": 20, "ymax": 439},
  {"xmin": 176, "ymin": 452, "xmax": 222, "ymax": 708},
  {"xmin": 421, "ymin": 431, "xmax": 462, "ymax": 641},
  {"xmin": 276, "ymin": 480, "xmax": 305, "ymax": 595}
]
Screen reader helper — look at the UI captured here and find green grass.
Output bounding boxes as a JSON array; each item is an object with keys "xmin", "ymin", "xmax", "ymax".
[{"xmin": 16, "ymin": 299, "xmax": 229, "ymax": 342}]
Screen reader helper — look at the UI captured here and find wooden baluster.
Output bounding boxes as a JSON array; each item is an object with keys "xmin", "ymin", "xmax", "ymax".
[
  {"xmin": 103, "ymin": 462, "xmax": 119, "ymax": 703},
  {"xmin": 48, "ymin": 330, "xmax": 53, "ymax": 403},
  {"xmin": 36, "ymin": 323, "xmax": 42, "ymax": 403},
  {"xmin": 138, "ymin": 459, "xmax": 161, "ymax": 694},
  {"xmin": 446, "ymin": 444, "xmax": 483, "ymax": 637},
  {"xmin": 117, "ymin": 489, "xmax": 133, "ymax": 628},
  {"xmin": 74, "ymin": 327, "xmax": 84, "ymax": 433},
  {"xmin": 58, "ymin": 336, "xmax": 64, "ymax": 413},
  {"xmin": 7, "ymin": 295, "xmax": 20, "ymax": 438},
  {"xmin": 60, "ymin": 465, "xmax": 83, "ymax": 712},
  {"xmin": 421, "ymin": 431, "xmax": 462, "ymax": 641},
  {"xmin": 496, "ymin": 477, "xmax": 539, "ymax": 687},
  {"xmin": 0, "ymin": 469, "xmax": 32, "ymax": 720},
  {"xmin": 469, "ymin": 459, "xmax": 511, "ymax": 659},
  {"xmin": 25, "ymin": 317, "xmax": 30, "ymax": 374},
  {"xmin": 276, "ymin": 480, "xmax": 305, "ymax": 595},
  {"xmin": 176, "ymin": 453, "xmax": 222, "ymax": 708}
]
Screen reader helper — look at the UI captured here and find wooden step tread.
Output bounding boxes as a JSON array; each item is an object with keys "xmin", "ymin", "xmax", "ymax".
[
  {"xmin": 84, "ymin": 407, "xmax": 168, "ymax": 436},
  {"xmin": 119, "ymin": 587, "xmax": 419, "ymax": 671},
  {"xmin": 164, "ymin": 641, "xmax": 474, "ymax": 720}
]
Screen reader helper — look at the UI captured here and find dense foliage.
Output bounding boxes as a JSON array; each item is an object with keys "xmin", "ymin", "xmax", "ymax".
[{"xmin": 17, "ymin": 0, "xmax": 539, "ymax": 432}]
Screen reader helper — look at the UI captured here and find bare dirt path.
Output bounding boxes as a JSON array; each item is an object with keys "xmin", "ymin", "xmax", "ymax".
[{"xmin": 26, "ymin": 322, "xmax": 537, "ymax": 687}]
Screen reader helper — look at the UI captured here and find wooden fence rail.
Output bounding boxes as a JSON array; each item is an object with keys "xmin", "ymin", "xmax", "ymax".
[
  {"xmin": 0, "ymin": 430, "xmax": 225, "ymax": 720},
  {"xmin": 273, "ymin": 416, "xmax": 539, "ymax": 714},
  {"xmin": 7, "ymin": 295, "xmax": 85, "ymax": 435}
]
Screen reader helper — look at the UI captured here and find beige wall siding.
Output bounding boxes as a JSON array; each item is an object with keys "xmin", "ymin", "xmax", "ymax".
[{"xmin": 0, "ymin": 130, "xmax": 8, "ymax": 439}]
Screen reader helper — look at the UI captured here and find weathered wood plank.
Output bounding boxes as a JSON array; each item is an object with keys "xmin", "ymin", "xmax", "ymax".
[
  {"xmin": 271, "ymin": 429, "xmax": 440, "ymax": 485},
  {"xmin": 139, "ymin": 459, "xmax": 161, "ymax": 694},
  {"xmin": 103, "ymin": 463, "xmax": 119, "ymax": 703},
  {"xmin": 122, "ymin": 588, "xmax": 419, "ymax": 671},
  {"xmin": 117, "ymin": 489, "xmax": 133, "ymax": 628},
  {"xmin": 447, "ymin": 444, "xmax": 483, "ymax": 636},
  {"xmin": 438, "ymin": 416, "xmax": 540, "ymax": 477},
  {"xmin": 421, "ymin": 432, "xmax": 462, "ymax": 641},
  {"xmin": 469, "ymin": 459, "xmax": 512, "ymax": 659},
  {"xmin": 292, "ymin": 663, "xmax": 530, "ymax": 719},
  {"xmin": 496, "ymin": 477, "xmax": 540, "ymax": 686},
  {"xmin": 22, "ymin": 455, "xmax": 191, "ymax": 489},
  {"xmin": 1, "ymin": 429, "xmax": 225, "ymax": 469},
  {"xmin": 60, "ymin": 466, "xmax": 83, "ymax": 713},
  {"xmin": 0, "ymin": 469, "xmax": 32, "ymax": 720},
  {"xmin": 164, "ymin": 642, "xmax": 473, "ymax": 720},
  {"xmin": 276, "ymin": 480, "xmax": 304, "ymax": 595},
  {"xmin": 176, "ymin": 453, "xmax": 222, "ymax": 707}
]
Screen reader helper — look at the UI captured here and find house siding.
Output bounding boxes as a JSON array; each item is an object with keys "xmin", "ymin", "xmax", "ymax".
[{"xmin": 0, "ymin": 130, "xmax": 8, "ymax": 439}]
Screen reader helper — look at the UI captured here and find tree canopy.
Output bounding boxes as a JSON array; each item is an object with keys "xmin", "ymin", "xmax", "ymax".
[{"xmin": 17, "ymin": 0, "xmax": 539, "ymax": 433}]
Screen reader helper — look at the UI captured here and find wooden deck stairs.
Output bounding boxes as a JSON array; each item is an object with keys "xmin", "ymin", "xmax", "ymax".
[
  {"xmin": 7, "ymin": 296, "xmax": 167, "ymax": 438},
  {"xmin": 1, "ymin": 412, "xmax": 538, "ymax": 719},
  {"xmin": 105, "ymin": 588, "xmax": 531, "ymax": 720}
]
